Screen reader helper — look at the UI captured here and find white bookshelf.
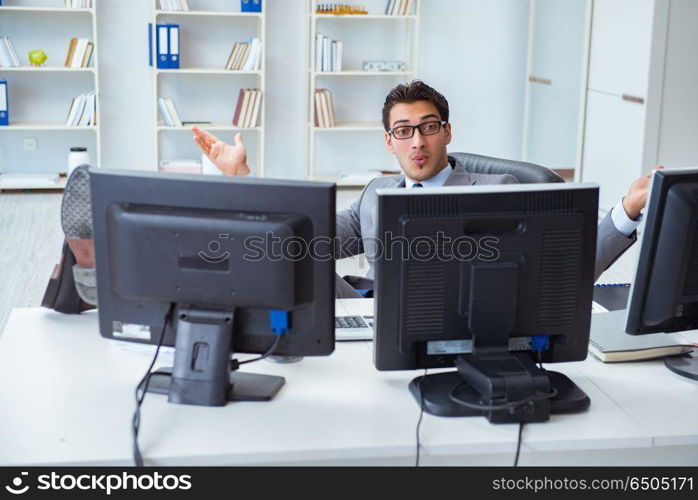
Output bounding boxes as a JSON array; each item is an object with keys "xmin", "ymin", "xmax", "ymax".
[
  {"xmin": 152, "ymin": 0, "xmax": 266, "ymax": 176},
  {"xmin": 307, "ymin": 0, "xmax": 420, "ymax": 185},
  {"xmin": 0, "ymin": 1, "xmax": 101, "ymax": 191}
]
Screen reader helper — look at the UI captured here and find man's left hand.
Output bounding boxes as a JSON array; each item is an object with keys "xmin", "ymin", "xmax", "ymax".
[{"xmin": 622, "ymin": 166, "xmax": 665, "ymax": 220}]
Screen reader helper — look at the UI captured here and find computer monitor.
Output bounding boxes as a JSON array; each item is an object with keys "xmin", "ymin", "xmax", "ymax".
[
  {"xmin": 626, "ymin": 167, "xmax": 698, "ymax": 380},
  {"xmin": 373, "ymin": 183, "xmax": 599, "ymax": 423},
  {"xmin": 90, "ymin": 169, "xmax": 336, "ymax": 406}
]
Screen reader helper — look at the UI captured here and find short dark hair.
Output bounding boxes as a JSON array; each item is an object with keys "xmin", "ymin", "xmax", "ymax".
[{"xmin": 382, "ymin": 80, "xmax": 449, "ymax": 132}]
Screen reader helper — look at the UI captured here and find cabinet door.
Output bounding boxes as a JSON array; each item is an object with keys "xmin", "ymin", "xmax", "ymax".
[
  {"xmin": 587, "ymin": 0, "xmax": 655, "ymax": 98},
  {"xmin": 526, "ymin": 82, "xmax": 582, "ymax": 171},
  {"xmin": 581, "ymin": 90, "xmax": 646, "ymax": 212},
  {"xmin": 530, "ymin": 0, "xmax": 589, "ymax": 88}
]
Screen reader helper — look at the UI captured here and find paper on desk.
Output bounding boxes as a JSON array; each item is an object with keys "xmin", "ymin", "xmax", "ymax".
[{"xmin": 592, "ymin": 301, "xmax": 609, "ymax": 314}]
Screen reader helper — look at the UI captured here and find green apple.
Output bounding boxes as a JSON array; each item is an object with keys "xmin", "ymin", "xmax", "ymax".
[{"xmin": 28, "ymin": 49, "xmax": 48, "ymax": 66}]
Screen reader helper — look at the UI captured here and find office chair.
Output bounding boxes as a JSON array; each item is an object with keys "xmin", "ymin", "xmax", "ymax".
[{"xmin": 449, "ymin": 152, "xmax": 564, "ymax": 184}]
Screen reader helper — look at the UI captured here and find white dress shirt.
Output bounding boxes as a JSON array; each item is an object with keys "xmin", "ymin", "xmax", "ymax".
[{"xmin": 404, "ymin": 164, "xmax": 641, "ymax": 237}]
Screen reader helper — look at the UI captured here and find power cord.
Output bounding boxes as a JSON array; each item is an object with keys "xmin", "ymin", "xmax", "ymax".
[
  {"xmin": 238, "ymin": 336, "xmax": 282, "ymax": 365},
  {"xmin": 131, "ymin": 308, "xmax": 287, "ymax": 466},
  {"xmin": 415, "ymin": 368, "xmax": 427, "ymax": 467},
  {"xmin": 132, "ymin": 304, "xmax": 175, "ymax": 467},
  {"xmin": 448, "ymin": 383, "xmax": 558, "ymax": 411},
  {"xmin": 514, "ymin": 422, "xmax": 524, "ymax": 466}
]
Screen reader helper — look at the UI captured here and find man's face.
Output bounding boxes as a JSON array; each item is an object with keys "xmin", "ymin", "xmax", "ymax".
[{"xmin": 385, "ymin": 100, "xmax": 452, "ymax": 182}]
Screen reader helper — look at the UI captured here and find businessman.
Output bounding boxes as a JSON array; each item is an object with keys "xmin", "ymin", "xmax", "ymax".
[{"xmin": 192, "ymin": 80, "xmax": 654, "ymax": 298}]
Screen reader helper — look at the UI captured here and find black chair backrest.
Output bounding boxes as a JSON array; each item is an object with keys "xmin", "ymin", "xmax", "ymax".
[{"xmin": 449, "ymin": 152, "xmax": 564, "ymax": 184}]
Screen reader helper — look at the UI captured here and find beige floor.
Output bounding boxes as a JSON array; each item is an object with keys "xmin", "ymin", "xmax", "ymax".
[{"xmin": 0, "ymin": 193, "xmax": 64, "ymax": 337}]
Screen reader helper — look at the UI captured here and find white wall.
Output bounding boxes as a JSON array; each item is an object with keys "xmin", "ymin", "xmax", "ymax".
[
  {"xmin": 419, "ymin": 0, "xmax": 529, "ymax": 161},
  {"xmin": 657, "ymin": 0, "xmax": 698, "ymax": 167},
  {"xmin": 3, "ymin": 0, "xmax": 530, "ymax": 177}
]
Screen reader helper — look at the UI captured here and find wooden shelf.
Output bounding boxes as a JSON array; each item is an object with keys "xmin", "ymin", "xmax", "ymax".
[
  {"xmin": 0, "ymin": 122, "xmax": 97, "ymax": 131},
  {"xmin": 155, "ymin": 10, "xmax": 261, "ymax": 18}
]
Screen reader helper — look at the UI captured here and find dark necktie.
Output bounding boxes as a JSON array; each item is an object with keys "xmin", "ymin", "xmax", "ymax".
[{"xmin": 413, "ymin": 183, "xmax": 423, "ymax": 188}]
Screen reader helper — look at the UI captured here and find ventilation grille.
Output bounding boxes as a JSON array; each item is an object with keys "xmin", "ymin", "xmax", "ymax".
[
  {"xmin": 537, "ymin": 229, "xmax": 582, "ymax": 328},
  {"xmin": 682, "ymin": 217, "xmax": 698, "ymax": 297},
  {"xmin": 527, "ymin": 190, "xmax": 575, "ymax": 213},
  {"xmin": 401, "ymin": 245, "xmax": 446, "ymax": 336},
  {"xmin": 408, "ymin": 195, "xmax": 459, "ymax": 217}
]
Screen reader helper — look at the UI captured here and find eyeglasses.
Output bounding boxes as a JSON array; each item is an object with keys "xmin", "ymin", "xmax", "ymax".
[{"xmin": 389, "ymin": 120, "xmax": 447, "ymax": 140}]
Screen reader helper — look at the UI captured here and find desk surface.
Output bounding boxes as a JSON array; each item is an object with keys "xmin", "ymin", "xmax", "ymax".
[{"xmin": 1, "ymin": 308, "xmax": 697, "ymax": 466}]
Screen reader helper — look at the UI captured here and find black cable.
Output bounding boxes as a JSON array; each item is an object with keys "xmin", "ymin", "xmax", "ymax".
[
  {"xmin": 238, "ymin": 335, "xmax": 282, "ymax": 365},
  {"xmin": 415, "ymin": 368, "xmax": 427, "ymax": 467},
  {"xmin": 513, "ymin": 422, "xmax": 524, "ymax": 466},
  {"xmin": 132, "ymin": 304, "xmax": 175, "ymax": 467},
  {"xmin": 448, "ymin": 382, "xmax": 558, "ymax": 411}
]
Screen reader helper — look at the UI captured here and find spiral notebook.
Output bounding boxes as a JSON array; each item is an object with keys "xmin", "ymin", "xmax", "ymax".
[{"xmin": 589, "ymin": 310, "xmax": 696, "ymax": 363}]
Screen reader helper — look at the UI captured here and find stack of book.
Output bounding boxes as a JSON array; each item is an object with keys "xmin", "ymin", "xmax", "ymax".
[
  {"xmin": 0, "ymin": 37, "xmax": 21, "ymax": 68},
  {"xmin": 64, "ymin": 38, "xmax": 94, "ymax": 68},
  {"xmin": 158, "ymin": 97, "xmax": 183, "ymax": 127},
  {"xmin": 159, "ymin": 159, "xmax": 202, "ymax": 175},
  {"xmin": 314, "ymin": 34, "xmax": 342, "ymax": 72},
  {"xmin": 65, "ymin": 0, "xmax": 93, "ymax": 7},
  {"xmin": 225, "ymin": 39, "xmax": 262, "ymax": 71},
  {"xmin": 314, "ymin": 89, "xmax": 336, "ymax": 128},
  {"xmin": 65, "ymin": 91, "xmax": 97, "ymax": 127},
  {"xmin": 158, "ymin": 0, "xmax": 189, "ymax": 11},
  {"xmin": 232, "ymin": 89, "xmax": 262, "ymax": 128},
  {"xmin": 385, "ymin": 0, "xmax": 413, "ymax": 15}
]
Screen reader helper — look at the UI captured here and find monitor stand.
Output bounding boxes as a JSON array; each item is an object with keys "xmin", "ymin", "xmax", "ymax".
[
  {"xmin": 409, "ymin": 365, "xmax": 590, "ymax": 422},
  {"xmin": 665, "ymin": 352, "xmax": 698, "ymax": 381},
  {"xmin": 408, "ymin": 262, "xmax": 590, "ymax": 423},
  {"xmin": 144, "ymin": 307, "xmax": 285, "ymax": 406}
]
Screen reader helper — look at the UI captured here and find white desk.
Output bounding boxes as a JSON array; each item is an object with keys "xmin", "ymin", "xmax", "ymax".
[{"xmin": 1, "ymin": 308, "xmax": 697, "ymax": 466}]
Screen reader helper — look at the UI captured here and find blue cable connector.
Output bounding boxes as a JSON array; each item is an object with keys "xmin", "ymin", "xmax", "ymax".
[
  {"xmin": 530, "ymin": 335, "xmax": 550, "ymax": 353},
  {"xmin": 269, "ymin": 310, "xmax": 290, "ymax": 336}
]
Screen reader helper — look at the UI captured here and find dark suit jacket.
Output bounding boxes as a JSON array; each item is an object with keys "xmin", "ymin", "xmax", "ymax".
[{"xmin": 335, "ymin": 155, "xmax": 636, "ymax": 297}]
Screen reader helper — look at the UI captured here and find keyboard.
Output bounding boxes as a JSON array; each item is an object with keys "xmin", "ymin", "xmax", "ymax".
[{"xmin": 335, "ymin": 315, "xmax": 373, "ymax": 341}]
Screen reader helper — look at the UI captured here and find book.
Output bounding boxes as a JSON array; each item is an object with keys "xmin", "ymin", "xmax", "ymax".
[
  {"xmin": 0, "ymin": 79, "xmax": 8, "ymax": 126},
  {"xmin": 81, "ymin": 42, "xmax": 94, "ymax": 67},
  {"xmin": 163, "ymin": 97, "xmax": 182, "ymax": 127},
  {"xmin": 225, "ymin": 43, "xmax": 241, "ymax": 70},
  {"xmin": 321, "ymin": 89, "xmax": 335, "ymax": 127},
  {"xmin": 238, "ymin": 89, "xmax": 254, "ymax": 128},
  {"xmin": 3, "ymin": 38, "xmax": 21, "ymax": 67},
  {"xmin": 71, "ymin": 38, "xmax": 88, "ymax": 68},
  {"xmin": 0, "ymin": 38, "xmax": 13, "ymax": 68},
  {"xmin": 241, "ymin": 39, "xmax": 261, "ymax": 71},
  {"xmin": 319, "ymin": 89, "xmax": 331, "ymax": 128},
  {"xmin": 588, "ymin": 310, "xmax": 696, "ymax": 363},
  {"xmin": 64, "ymin": 38, "xmax": 77, "ymax": 67},
  {"xmin": 234, "ymin": 43, "xmax": 250, "ymax": 71},
  {"xmin": 231, "ymin": 89, "xmax": 245, "ymax": 125},
  {"xmin": 247, "ymin": 90, "xmax": 262, "ymax": 128},
  {"xmin": 158, "ymin": 97, "xmax": 174, "ymax": 127},
  {"xmin": 66, "ymin": 93, "xmax": 87, "ymax": 127},
  {"xmin": 168, "ymin": 24, "xmax": 180, "ymax": 69}
]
